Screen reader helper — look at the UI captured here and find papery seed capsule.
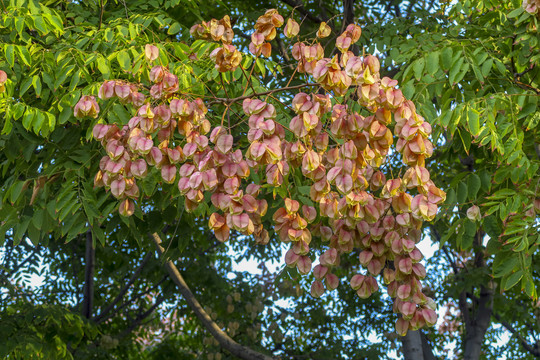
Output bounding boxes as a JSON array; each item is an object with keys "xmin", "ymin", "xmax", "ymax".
[
  {"xmin": 296, "ymin": 256, "xmax": 312, "ymax": 275},
  {"xmin": 119, "ymin": 198, "xmax": 135, "ymax": 216},
  {"xmin": 310, "ymin": 280, "xmax": 325, "ymax": 298},
  {"xmin": 145, "ymin": 44, "xmax": 159, "ymax": 62},
  {"xmin": 395, "ymin": 318, "xmax": 409, "ymax": 336},
  {"xmin": 325, "ymin": 273, "xmax": 339, "ymax": 290}
]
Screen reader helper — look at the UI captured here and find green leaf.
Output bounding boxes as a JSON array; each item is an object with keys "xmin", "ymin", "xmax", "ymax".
[
  {"xmin": 68, "ymin": 69, "xmax": 80, "ymax": 92},
  {"xmin": 10, "ymin": 181, "xmax": 26, "ymax": 204},
  {"xmin": 507, "ymin": 7, "xmax": 524, "ymax": 18},
  {"xmin": 445, "ymin": 188, "xmax": 457, "ymax": 205},
  {"xmin": 525, "ymin": 112, "xmax": 540, "ymax": 130},
  {"xmin": 19, "ymin": 77, "xmax": 33, "ymax": 97},
  {"xmin": 440, "ymin": 47, "xmax": 453, "ymax": 71},
  {"xmin": 413, "ymin": 58, "xmax": 425, "ymax": 80},
  {"xmin": 503, "ymin": 270, "xmax": 523, "ymax": 290},
  {"xmin": 168, "ymin": 22, "xmax": 182, "ymax": 35},
  {"xmin": 32, "ymin": 15, "xmax": 49, "ymax": 35},
  {"xmin": 522, "ymin": 274, "xmax": 537, "ymax": 299},
  {"xmin": 448, "ymin": 57, "xmax": 464, "ymax": 84},
  {"xmin": 32, "ymin": 111, "xmax": 45, "ymax": 134},
  {"xmin": 439, "ymin": 111, "xmax": 452, "ymax": 128},
  {"xmin": 457, "ymin": 181, "xmax": 468, "ymax": 204},
  {"xmin": 117, "ymin": 50, "xmax": 131, "ymax": 71},
  {"xmin": 493, "ymin": 252, "xmax": 518, "ymax": 278},
  {"xmin": 13, "ymin": 217, "xmax": 31, "ymax": 246},
  {"xmin": 467, "ymin": 107, "xmax": 480, "ymax": 136},
  {"xmin": 54, "ymin": 64, "xmax": 75, "ymax": 89},
  {"xmin": 467, "ymin": 173, "xmax": 481, "ymax": 200},
  {"xmin": 17, "ymin": 46, "xmax": 32, "ymax": 67},
  {"xmin": 401, "ymin": 81, "xmax": 415, "ymax": 99},
  {"xmin": 426, "ymin": 51, "xmax": 439, "ymax": 75},
  {"xmin": 518, "ymin": 103, "xmax": 536, "ymax": 119},
  {"xmin": 481, "ymin": 58, "xmax": 493, "ymax": 77},
  {"xmin": 22, "ymin": 109, "xmax": 35, "ymax": 131},
  {"xmin": 512, "ymin": 235, "xmax": 528, "ymax": 252},
  {"xmin": 32, "ymin": 75, "xmax": 42, "ymax": 97},
  {"xmin": 478, "ymin": 170, "xmax": 491, "ymax": 193},
  {"xmin": 96, "ymin": 55, "xmax": 110, "ymax": 78},
  {"xmin": 488, "ymin": 189, "xmax": 516, "ymax": 199},
  {"xmin": 43, "ymin": 13, "xmax": 64, "ymax": 33},
  {"xmin": 2, "ymin": 117, "xmax": 13, "ymax": 135},
  {"xmin": 5, "ymin": 44, "xmax": 15, "ymax": 67},
  {"xmin": 255, "ymin": 58, "xmax": 265, "ymax": 77}
]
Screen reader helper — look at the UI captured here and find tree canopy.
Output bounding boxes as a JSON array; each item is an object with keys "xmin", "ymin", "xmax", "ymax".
[{"xmin": 0, "ymin": 0, "xmax": 539, "ymax": 359}]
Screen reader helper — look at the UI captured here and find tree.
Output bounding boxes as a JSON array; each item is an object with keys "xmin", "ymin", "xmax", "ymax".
[{"xmin": 1, "ymin": 0, "xmax": 539, "ymax": 359}]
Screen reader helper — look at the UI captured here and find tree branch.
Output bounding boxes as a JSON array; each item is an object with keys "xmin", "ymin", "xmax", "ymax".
[
  {"xmin": 117, "ymin": 294, "xmax": 166, "ymax": 339},
  {"xmin": 463, "ymin": 286, "xmax": 493, "ymax": 360},
  {"xmin": 112, "ymin": 275, "xmax": 169, "ymax": 318},
  {"xmin": 150, "ymin": 232, "xmax": 274, "ymax": 360},
  {"xmin": 82, "ymin": 229, "xmax": 95, "ymax": 319},
  {"xmin": 401, "ymin": 329, "xmax": 424, "ymax": 360},
  {"xmin": 494, "ymin": 311, "xmax": 540, "ymax": 357},
  {"xmin": 420, "ymin": 331, "xmax": 438, "ymax": 360},
  {"xmin": 279, "ymin": 0, "xmax": 324, "ymax": 24},
  {"xmin": 209, "ymin": 83, "xmax": 318, "ymax": 105},
  {"xmin": 93, "ymin": 251, "xmax": 153, "ymax": 323}
]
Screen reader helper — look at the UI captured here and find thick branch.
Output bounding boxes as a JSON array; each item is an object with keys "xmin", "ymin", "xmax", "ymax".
[
  {"xmin": 420, "ymin": 331, "xmax": 437, "ymax": 360},
  {"xmin": 82, "ymin": 230, "xmax": 95, "ymax": 319},
  {"xmin": 150, "ymin": 233, "xmax": 274, "ymax": 360},
  {"xmin": 402, "ymin": 330, "xmax": 424, "ymax": 360},
  {"xmin": 93, "ymin": 251, "xmax": 153, "ymax": 323},
  {"xmin": 463, "ymin": 286, "xmax": 492, "ymax": 360}
]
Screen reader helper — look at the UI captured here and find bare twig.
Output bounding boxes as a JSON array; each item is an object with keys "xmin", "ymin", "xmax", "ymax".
[
  {"xmin": 208, "ymin": 82, "xmax": 318, "ymax": 105},
  {"xmin": 94, "ymin": 251, "xmax": 153, "ymax": 323},
  {"xmin": 493, "ymin": 313, "xmax": 540, "ymax": 357},
  {"xmin": 279, "ymin": 0, "xmax": 324, "ymax": 24}
]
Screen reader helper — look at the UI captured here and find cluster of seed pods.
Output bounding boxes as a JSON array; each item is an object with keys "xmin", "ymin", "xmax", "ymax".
[
  {"xmin": 248, "ymin": 9, "xmax": 284, "ymax": 57},
  {"xmin": 78, "ymin": 9, "xmax": 445, "ymax": 335},
  {"xmin": 190, "ymin": 15, "xmax": 242, "ymax": 72}
]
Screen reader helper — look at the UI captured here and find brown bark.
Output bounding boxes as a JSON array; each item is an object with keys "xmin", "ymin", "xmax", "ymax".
[
  {"xmin": 150, "ymin": 233, "xmax": 274, "ymax": 360},
  {"xmin": 402, "ymin": 330, "xmax": 424, "ymax": 360},
  {"xmin": 82, "ymin": 229, "xmax": 95, "ymax": 319},
  {"xmin": 463, "ymin": 287, "xmax": 492, "ymax": 360}
]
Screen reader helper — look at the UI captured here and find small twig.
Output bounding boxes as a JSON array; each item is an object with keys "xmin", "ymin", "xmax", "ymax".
[
  {"xmin": 94, "ymin": 251, "xmax": 153, "ymax": 323},
  {"xmin": 208, "ymin": 82, "xmax": 318, "ymax": 105}
]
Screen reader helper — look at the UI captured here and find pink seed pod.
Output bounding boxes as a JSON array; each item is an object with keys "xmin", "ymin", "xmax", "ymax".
[
  {"xmin": 310, "ymin": 280, "xmax": 325, "ymax": 298},
  {"xmin": 145, "ymin": 44, "xmax": 159, "ymax": 62},
  {"xmin": 119, "ymin": 198, "xmax": 135, "ymax": 217},
  {"xmin": 285, "ymin": 248, "xmax": 300, "ymax": 267},
  {"xmin": 325, "ymin": 273, "xmax": 339, "ymax": 290},
  {"xmin": 74, "ymin": 95, "xmax": 100, "ymax": 119},
  {"xmin": 313, "ymin": 264, "xmax": 329, "ymax": 280},
  {"xmin": 395, "ymin": 318, "xmax": 410, "ymax": 336},
  {"xmin": 296, "ymin": 256, "xmax": 312, "ymax": 275},
  {"xmin": 350, "ymin": 274, "xmax": 365, "ymax": 290}
]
